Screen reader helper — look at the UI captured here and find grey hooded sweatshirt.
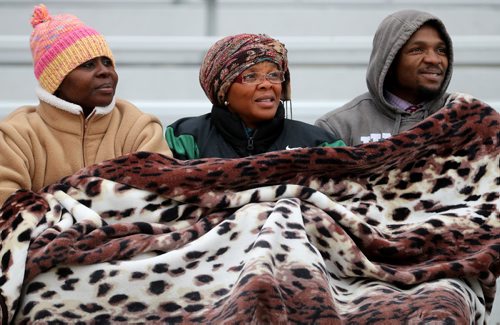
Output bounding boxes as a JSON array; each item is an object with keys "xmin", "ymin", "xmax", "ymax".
[{"xmin": 315, "ymin": 10, "xmax": 454, "ymax": 146}]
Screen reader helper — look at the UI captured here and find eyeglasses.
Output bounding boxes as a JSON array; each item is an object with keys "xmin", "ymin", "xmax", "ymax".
[{"xmin": 234, "ymin": 71, "xmax": 285, "ymax": 84}]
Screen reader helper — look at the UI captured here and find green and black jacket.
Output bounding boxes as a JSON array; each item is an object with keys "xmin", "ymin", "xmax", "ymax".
[{"xmin": 165, "ymin": 103, "xmax": 345, "ymax": 159}]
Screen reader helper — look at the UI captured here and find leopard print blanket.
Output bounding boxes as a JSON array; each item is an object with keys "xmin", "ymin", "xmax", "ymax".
[{"xmin": 0, "ymin": 93, "xmax": 499, "ymax": 324}]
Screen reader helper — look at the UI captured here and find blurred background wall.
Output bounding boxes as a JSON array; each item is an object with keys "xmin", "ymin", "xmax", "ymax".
[
  {"xmin": 1, "ymin": 0, "xmax": 499, "ymax": 124},
  {"xmin": 0, "ymin": 0, "xmax": 499, "ymax": 321}
]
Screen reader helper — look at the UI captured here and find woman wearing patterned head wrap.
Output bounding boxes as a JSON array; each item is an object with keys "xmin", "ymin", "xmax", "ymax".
[{"xmin": 166, "ymin": 33, "xmax": 344, "ymax": 159}]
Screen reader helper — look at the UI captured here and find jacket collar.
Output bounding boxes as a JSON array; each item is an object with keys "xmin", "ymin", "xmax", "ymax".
[
  {"xmin": 211, "ymin": 103, "xmax": 285, "ymax": 156},
  {"xmin": 36, "ymin": 85, "xmax": 116, "ymax": 116}
]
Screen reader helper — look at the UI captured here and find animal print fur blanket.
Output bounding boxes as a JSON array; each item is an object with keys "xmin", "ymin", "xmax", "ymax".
[{"xmin": 1, "ymin": 93, "xmax": 499, "ymax": 324}]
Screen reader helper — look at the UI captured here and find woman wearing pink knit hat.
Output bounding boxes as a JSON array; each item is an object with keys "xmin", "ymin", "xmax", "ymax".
[
  {"xmin": 0, "ymin": 4, "xmax": 172, "ymax": 206},
  {"xmin": 166, "ymin": 33, "xmax": 345, "ymax": 159}
]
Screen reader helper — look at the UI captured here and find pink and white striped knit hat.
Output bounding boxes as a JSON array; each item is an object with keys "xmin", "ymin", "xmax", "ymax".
[{"xmin": 29, "ymin": 4, "xmax": 114, "ymax": 93}]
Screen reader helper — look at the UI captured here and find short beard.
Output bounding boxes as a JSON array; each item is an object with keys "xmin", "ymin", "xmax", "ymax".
[{"xmin": 416, "ymin": 85, "xmax": 442, "ymax": 102}]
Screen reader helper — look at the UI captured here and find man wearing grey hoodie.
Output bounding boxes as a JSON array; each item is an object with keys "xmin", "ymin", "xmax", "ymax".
[{"xmin": 315, "ymin": 9, "xmax": 453, "ymax": 146}]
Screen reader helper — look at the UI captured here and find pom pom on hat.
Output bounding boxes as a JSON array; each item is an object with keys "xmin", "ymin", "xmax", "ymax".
[
  {"xmin": 29, "ymin": 4, "xmax": 114, "ymax": 93},
  {"xmin": 30, "ymin": 4, "xmax": 50, "ymax": 27}
]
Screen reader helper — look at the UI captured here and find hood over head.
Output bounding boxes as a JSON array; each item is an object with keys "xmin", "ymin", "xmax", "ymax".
[{"xmin": 366, "ymin": 9, "xmax": 453, "ymax": 110}]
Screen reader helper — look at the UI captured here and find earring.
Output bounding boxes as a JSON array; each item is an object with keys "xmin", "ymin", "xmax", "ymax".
[{"xmin": 224, "ymin": 101, "xmax": 229, "ymax": 106}]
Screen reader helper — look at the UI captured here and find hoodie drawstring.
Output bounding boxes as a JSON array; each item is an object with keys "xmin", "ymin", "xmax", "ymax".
[
  {"xmin": 423, "ymin": 106, "xmax": 430, "ymax": 119},
  {"xmin": 392, "ymin": 113, "xmax": 402, "ymax": 135}
]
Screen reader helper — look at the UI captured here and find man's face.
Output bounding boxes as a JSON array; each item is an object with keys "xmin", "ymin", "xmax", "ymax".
[{"xmin": 387, "ymin": 24, "xmax": 449, "ymax": 104}]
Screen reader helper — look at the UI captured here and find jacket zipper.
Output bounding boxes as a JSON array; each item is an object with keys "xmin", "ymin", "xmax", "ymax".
[
  {"xmin": 247, "ymin": 136, "xmax": 254, "ymax": 153},
  {"xmin": 243, "ymin": 122, "xmax": 256, "ymax": 155},
  {"xmin": 82, "ymin": 116, "xmax": 89, "ymax": 166}
]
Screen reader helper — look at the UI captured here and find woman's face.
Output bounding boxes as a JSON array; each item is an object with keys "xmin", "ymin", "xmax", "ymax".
[
  {"xmin": 226, "ymin": 61, "xmax": 283, "ymax": 128},
  {"xmin": 56, "ymin": 56, "xmax": 118, "ymax": 116}
]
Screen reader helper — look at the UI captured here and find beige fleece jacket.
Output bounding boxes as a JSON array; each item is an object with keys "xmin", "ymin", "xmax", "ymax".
[{"xmin": 0, "ymin": 88, "xmax": 172, "ymax": 206}]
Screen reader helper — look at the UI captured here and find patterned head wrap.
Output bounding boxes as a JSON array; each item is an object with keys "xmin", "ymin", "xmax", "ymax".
[{"xmin": 199, "ymin": 33, "xmax": 290, "ymax": 106}]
